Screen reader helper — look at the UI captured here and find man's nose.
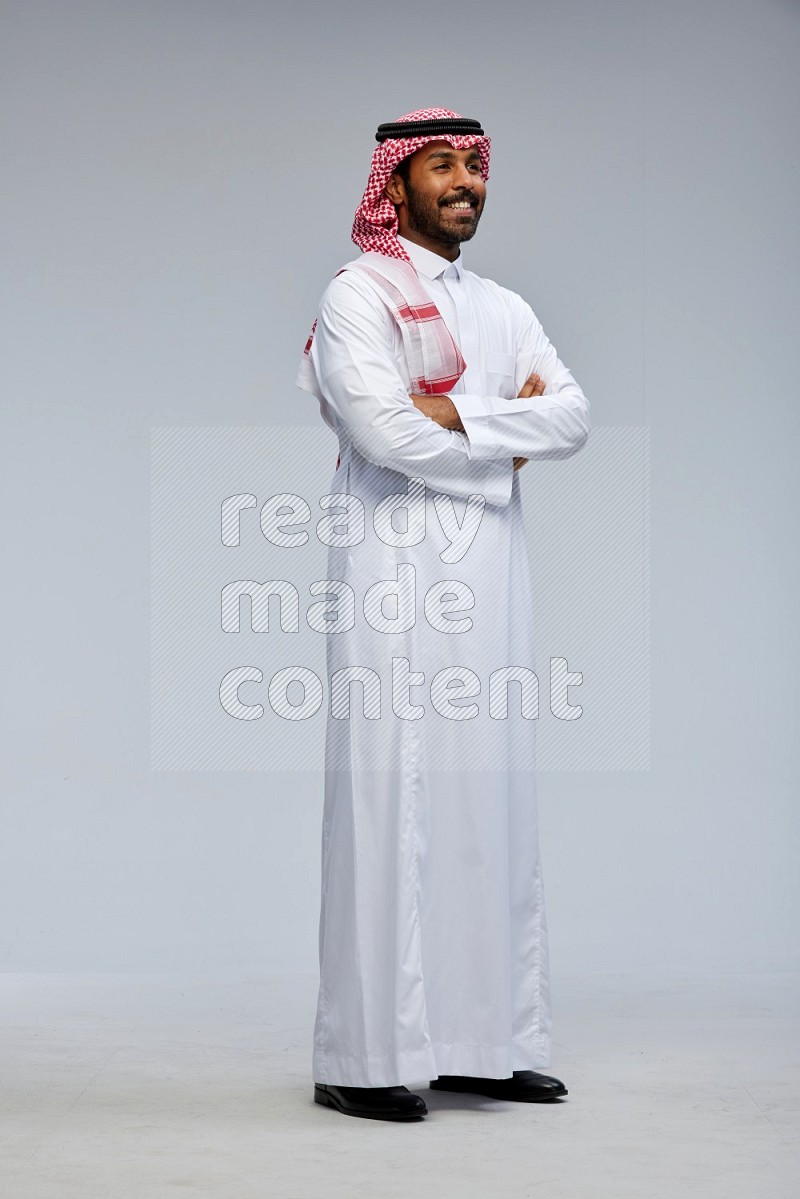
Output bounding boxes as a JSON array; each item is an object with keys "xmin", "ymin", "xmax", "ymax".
[{"xmin": 453, "ymin": 163, "xmax": 477, "ymax": 191}]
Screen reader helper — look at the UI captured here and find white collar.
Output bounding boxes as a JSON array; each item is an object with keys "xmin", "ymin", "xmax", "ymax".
[{"xmin": 397, "ymin": 234, "xmax": 464, "ymax": 281}]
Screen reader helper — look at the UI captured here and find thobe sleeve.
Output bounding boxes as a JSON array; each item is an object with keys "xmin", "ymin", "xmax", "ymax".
[
  {"xmin": 306, "ymin": 272, "xmax": 516, "ymax": 508},
  {"xmin": 449, "ymin": 292, "xmax": 591, "ymax": 461}
]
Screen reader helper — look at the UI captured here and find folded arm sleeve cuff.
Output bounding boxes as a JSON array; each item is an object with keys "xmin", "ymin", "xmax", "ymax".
[{"xmin": 451, "ymin": 389, "xmax": 591, "ymax": 461}]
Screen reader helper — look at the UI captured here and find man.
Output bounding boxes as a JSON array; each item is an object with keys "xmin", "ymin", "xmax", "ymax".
[{"xmin": 296, "ymin": 108, "xmax": 590, "ymax": 1121}]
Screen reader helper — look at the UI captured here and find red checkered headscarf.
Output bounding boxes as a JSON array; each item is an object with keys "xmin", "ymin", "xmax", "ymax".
[{"xmin": 352, "ymin": 107, "xmax": 491, "ymax": 261}]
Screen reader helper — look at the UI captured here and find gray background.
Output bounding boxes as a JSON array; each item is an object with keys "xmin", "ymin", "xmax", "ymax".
[{"xmin": 2, "ymin": 0, "xmax": 798, "ymax": 977}]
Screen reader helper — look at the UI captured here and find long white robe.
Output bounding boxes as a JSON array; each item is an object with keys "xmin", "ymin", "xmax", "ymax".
[{"xmin": 297, "ymin": 235, "xmax": 590, "ymax": 1086}]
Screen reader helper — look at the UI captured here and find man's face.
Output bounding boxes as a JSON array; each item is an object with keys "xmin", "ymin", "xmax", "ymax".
[{"xmin": 387, "ymin": 141, "xmax": 487, "ymax": 249}]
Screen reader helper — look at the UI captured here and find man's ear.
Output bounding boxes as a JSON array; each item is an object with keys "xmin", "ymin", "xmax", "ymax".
[{"xmin": 385, "ymin": 172, "xmax": 405, "ymax": 207}]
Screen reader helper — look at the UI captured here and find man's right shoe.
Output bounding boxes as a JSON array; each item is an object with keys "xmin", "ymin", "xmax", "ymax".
[{"xmin": 314, "ymin": 1082, "xmax": 427, "ymax": 1121}]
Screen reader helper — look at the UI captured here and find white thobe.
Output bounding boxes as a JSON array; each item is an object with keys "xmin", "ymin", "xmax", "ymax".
[{"xmin": 299, "ymin": 234, "xmax": 590, "ymax": 1087}]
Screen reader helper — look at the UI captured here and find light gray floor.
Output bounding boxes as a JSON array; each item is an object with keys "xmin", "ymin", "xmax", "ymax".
[{"xmin": 1, "ymin": 969, "xmax": 797, "ymax": 1198}]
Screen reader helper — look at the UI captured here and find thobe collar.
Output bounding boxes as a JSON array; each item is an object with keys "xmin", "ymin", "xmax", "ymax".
[{"xmin": 397, "ymin": 235, "xmax": 464, "ymax": 282}]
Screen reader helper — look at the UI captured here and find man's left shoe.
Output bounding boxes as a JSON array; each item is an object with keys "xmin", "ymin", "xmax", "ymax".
[{"xmin": 429, "ymin": 1070, "xmax": 568, "ymax": 1101}]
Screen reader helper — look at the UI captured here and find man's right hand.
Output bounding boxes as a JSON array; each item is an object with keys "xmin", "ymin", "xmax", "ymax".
[
  {"xmin": 513, "ymin": 373, "xmax": 546, "ymax": 470},
  {"xmin": 518, "ymin": 372, "xmax": 545, "ymax": 399}
]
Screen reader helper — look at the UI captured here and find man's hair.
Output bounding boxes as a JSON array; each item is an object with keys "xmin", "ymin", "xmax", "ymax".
[
  {"xmin": 393, "ymin": 155, "xmax": 412, "ymax": 186},
  {"xmin": 388, "ymin": 155, "xmax": 413, "ymax": 211}
]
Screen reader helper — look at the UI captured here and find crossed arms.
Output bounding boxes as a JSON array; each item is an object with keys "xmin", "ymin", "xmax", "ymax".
[
  {"xmin": 309, "ymin": 269, "xmax": 590, "ymax": 508},
  {"xmin": 410, "ymin": 371, "xmax": 547, "ymax": 472}
]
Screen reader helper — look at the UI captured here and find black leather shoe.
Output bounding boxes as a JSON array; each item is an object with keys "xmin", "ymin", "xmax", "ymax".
[
  {"xmin": 314, "ymin": 1082, "xmax": 428, "ymax": 1121},
  {"xmin": 429, "ymin": 1070, "xmax": 568, "ymax": 1101}
]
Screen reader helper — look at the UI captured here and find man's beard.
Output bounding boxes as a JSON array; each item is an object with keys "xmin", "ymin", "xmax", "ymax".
[{"xmin": 404, "ymin": 182, "xmax": 482, "ymax": 245}]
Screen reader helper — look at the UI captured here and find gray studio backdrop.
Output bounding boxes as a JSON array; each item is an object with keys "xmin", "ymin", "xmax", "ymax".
[{"xmin": 2, "ymin": 0, "xmax": 798, "ymax": 975}]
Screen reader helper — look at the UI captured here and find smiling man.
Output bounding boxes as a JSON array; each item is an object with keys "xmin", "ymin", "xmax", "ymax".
[
  {"xmin": 390, "ymin": 139, "xmax": 486, "ymax": 241},
  {"xmin": 297, "ymin": 107, "xmax": 590, "ymax": 1122}
]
